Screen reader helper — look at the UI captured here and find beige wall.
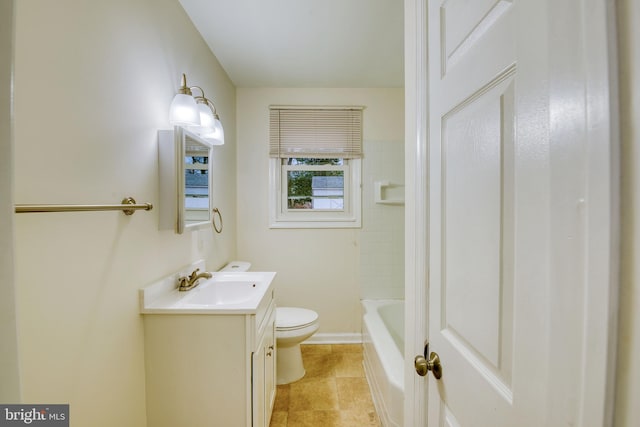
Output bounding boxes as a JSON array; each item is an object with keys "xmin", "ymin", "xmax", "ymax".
[
  {"xmin": 12, "ymin": 1, "xmax": 236, "ymax": 425},
  {"xmin": 0, "ymin": 0, "xmax": 21, "ymax": 403},
  {"xmin": 236, "ymin": 88, "xmax": 403, "ymax": 335},
  {"xmin": 616, "ymin": 0, "xmax": 640, "ymax": 425}
]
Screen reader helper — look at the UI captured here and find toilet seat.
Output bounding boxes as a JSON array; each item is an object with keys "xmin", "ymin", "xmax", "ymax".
[{"xmin": 276, "ymin": 307, "xmax": 318, "ymax": 331}]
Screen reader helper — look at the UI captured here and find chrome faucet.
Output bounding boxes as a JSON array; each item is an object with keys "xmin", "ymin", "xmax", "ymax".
[{"xmin": 178, "ymin": 268, "xmax": 212, "ymax": 291}]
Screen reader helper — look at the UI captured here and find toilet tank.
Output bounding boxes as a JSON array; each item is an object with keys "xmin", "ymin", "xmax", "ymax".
[{"xmin": 219, "ymin": 261, "xmax": 251, "ymax": 272}]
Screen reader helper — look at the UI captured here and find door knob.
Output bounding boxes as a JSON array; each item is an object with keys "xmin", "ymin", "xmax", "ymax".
[{"xmin": 414, "ymin": 351, "xmax": 442, "ymax": 379}]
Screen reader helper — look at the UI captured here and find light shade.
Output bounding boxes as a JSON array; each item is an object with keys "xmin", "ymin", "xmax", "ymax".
[
  {"xmin": 197, "ymin": 102, "xmax": 216, "ymax": 131},
  {"xmin": 201, "ymin": 118, "xmax": 225, "ymax": 145},
  {"xmin": 169, "ymin": 93, "xmax": 200, "ymax": 126},
  {"xmin": 168, "ymin": 74, "xmax": 224, "ymax": 144},
  {"xmin": 193, "ymin": 97, "xmax": 224, "ymax": 145}
]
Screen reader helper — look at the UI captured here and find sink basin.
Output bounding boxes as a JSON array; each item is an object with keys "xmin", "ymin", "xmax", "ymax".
[
  {"xmin": 140, "ymin": 264, "xmax": 276, "ymax": 314},
  {"xmin": 181, "ymin": 273, "xmax": 271, "ymax": 307},
  {"xmin": 183, "ymin": 281, "xmax": 259, "ymax": 305}
]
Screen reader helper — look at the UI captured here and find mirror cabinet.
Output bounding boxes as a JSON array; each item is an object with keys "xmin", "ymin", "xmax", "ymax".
[{"xmin": 159, "ymin": 127, "xmax": 214, "ymax": 233}]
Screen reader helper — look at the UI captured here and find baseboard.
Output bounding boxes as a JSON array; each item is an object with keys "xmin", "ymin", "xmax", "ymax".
[{"xmin": 303, "ymin": 332, "xmax": 362, "ymax": 344}]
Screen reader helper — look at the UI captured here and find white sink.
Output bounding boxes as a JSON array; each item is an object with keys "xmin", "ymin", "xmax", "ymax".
[
  {"xmin": 181, "ymin": 273, "xmax": 272, "ymax": 307},
  {"xmin": 140, "ymin": 261, "xmax": 276, "ymax": 314}
]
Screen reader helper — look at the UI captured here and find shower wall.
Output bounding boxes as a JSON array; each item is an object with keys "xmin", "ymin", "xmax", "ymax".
[{"xmin": 360, "ymin": 139, "xmax": 405, "ymax": 299}]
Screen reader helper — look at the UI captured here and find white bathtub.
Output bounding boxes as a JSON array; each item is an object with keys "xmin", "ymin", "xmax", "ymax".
[{"xmin": 362, "ymin": 299, "xmax": 404, "ymax": 427}]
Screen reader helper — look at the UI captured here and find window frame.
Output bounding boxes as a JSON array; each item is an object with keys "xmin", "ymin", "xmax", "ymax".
[{"xmin": 269, "ymin": 157, "xmax": 361, "ymax": 228}]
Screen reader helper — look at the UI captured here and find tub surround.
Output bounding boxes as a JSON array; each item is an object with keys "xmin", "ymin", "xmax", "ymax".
[{"xmin": 360, "ymin": 140, "xmax": 405, "ymax": 301}]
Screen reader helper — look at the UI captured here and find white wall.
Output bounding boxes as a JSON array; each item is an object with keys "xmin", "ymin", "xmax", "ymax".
[
  {"xmin": 616, "ymin": 0, "xmax": 640, "ymax": 425},
  {"xmin": 13, "ymin": 1, "xmax": 236, "ymax": 425},
  {"xmin": 0, "ymin": 0, "xmax": 21, "ymax": 403},
  {"xmin": 236, "ymin": 88, "xmax": 403, "ymax": 335}
]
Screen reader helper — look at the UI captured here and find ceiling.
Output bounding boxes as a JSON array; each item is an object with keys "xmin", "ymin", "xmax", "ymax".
[{"xmin": 179, "ymin": 0, "xmax": 404, "ymax": 88}]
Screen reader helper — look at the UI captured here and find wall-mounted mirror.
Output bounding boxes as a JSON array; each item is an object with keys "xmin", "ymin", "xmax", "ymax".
[{"xmin": 158, "ymin": 127, "xmax": 214, "ymax": 234}]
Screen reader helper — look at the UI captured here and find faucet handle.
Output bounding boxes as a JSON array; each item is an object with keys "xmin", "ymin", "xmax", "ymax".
[
  {"xmin": 188, "ymin": 268, "xmax": 200, "ymax": 280},
  {"xmin": 177, "ymin": 275, "xmax": 189, "ymax": 288}
]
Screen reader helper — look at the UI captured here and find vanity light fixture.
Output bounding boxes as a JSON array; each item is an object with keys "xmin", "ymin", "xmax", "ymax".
[
  {"xmin": 190, "ymin": 88, "xmax": 225, "ymax": 145},
  {"xmin": 168, "ymin": 73, "xmax": 225, "ymax": 145},
  {"xmin": 169, "ymin": 74, "xmax": 200, "ymax": 127}
]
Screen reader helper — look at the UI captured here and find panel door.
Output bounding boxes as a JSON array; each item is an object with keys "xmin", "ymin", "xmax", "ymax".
[
  {"xmin": 428, "ymin": 0, "xmax": 520, "ymax": 427},
  {"xmin": 426, "ymin": 0, "xmax": 567, "ymax": 425}
]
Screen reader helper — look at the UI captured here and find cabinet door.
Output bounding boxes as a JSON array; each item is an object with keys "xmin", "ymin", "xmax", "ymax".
[
  {"xmin": 265, "ymin": 308, "xmax": 277, "ymax": 421},
  {"xmin": 254, "ymin": 305, "xmax": 277, "ymax": 427},
  {"xmin": 253, "ymin": 333, "xmax": 266, "ymax": 427}
]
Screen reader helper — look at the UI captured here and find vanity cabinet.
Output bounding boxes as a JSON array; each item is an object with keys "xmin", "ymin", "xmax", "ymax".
[{"xmin": 142, "ymin": 291, "xmax": 276, "ymax": 427}]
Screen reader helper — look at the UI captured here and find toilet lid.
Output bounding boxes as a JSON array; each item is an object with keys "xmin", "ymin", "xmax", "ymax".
[{"xmin": 276, "ymin": 307, "xmax": 318, "ymax": 330}]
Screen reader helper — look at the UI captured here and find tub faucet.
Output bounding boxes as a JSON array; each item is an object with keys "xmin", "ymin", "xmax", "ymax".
[{"xmin": 178, "ymin": 268, "xmax": 212, "ymax": 291}]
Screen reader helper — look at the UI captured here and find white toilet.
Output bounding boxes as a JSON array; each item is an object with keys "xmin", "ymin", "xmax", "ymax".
[
  {"xmin": 219, "ymin": 260, "xmax": 252, "ymax": 272},
  {"xmin": 219, "ymin": 261, "xmax": 319, "ymax": 385},
  {"xmin": 275, "ymin": 307, "xmax": 319, "ymax": 384}
]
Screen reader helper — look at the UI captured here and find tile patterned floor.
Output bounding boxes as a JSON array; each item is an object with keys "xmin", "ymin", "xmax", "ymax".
[{"xmin": 269, "ymin": 344, "xmax": 381, "ymax": 427}]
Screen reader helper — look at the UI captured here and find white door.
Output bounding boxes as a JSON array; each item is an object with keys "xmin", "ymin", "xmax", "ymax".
[{"xmin": 405, "ymin": 0, "xmax": 619, "ymax": 425}]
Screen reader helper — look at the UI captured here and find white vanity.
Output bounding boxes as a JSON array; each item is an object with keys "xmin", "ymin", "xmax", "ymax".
[{"xmin": 139, "ymin": 262, "xmax": 277, "ymax": 427}]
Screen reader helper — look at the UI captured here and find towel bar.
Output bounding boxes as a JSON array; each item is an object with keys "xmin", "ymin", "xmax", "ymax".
[{"xmin": 15, "ymin": 197, "xmax": 153, "ymax": 216}]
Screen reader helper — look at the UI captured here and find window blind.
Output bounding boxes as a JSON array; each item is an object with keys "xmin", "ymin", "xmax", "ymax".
[{"xmin": 269, "ymin": 107, "xmax": 363, "ymax": 159}]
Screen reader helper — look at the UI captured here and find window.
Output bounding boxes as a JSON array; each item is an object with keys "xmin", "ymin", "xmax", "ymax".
[{"xmin": 269, "ymin": 107, "xmax": 363, "ymax": 228}]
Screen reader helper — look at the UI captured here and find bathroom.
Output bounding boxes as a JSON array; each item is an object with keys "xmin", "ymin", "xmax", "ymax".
[
  {"xmin": 3, "ymin": 0, "xmax": 404, "ymax": 425},
  {"xmin": 2, "ymin": 1, "xmax": 640, "ymax": 427}
]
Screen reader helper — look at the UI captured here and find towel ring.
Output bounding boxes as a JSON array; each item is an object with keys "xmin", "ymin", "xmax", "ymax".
[{"xmin": 212, "ymin": 207, "xmax": 223, "ymax": 234}]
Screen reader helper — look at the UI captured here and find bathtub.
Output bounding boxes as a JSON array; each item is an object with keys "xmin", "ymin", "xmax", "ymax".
[{"xmin": 362, "ymin": 300, "xmax": 404, "ymax": 427}]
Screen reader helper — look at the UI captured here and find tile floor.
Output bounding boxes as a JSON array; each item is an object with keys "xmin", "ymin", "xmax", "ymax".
[{"xmin": 269, "ymin": 344, "xmax": 380, "ymax": 427}]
